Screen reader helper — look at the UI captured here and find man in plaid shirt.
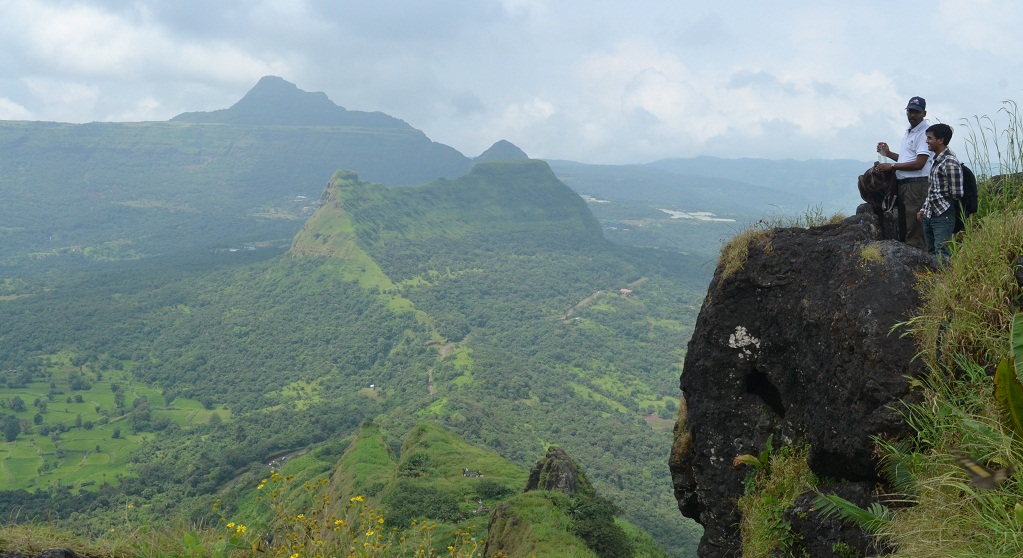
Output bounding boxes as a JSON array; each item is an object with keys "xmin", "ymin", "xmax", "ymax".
[{"xmin": 918, "ymin": 123, "xmax": 963, "ymax": 263}]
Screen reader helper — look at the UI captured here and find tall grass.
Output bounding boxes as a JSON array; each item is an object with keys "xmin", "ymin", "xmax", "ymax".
[
  {"xmin": 867, "ymin": 101, "xmax": 1023, "ymax": 556},
  {"xmin": 960, "ymin": 100, "xmax": 1023, "ymax": 219}
]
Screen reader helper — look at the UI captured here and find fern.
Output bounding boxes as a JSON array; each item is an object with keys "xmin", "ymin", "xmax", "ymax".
[
  {"xmin": 812, "ymin": 493, "xmax": 893, "ymax": 534},
  {"xmin": 876, "ymin": 439, "xmax": 920, "ymax": 497}
]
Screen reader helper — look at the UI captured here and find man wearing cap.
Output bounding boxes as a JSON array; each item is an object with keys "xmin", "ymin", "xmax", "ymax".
[{"xmin": 875, "ymin": 96, "xmax": 932, "ymax": 250}]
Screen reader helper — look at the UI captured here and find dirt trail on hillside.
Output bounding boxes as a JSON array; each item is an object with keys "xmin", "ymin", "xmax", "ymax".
[
  {"xmin": 562, "ymin": 290, "xmax": 603, "ymax": 320},
  {"xmin": 426, "ymin": 343, "xmax": 455, "ymax": 396},
  {"xmin": 561, "ymin": 276, "xmax": 648, "ymax": 320}
]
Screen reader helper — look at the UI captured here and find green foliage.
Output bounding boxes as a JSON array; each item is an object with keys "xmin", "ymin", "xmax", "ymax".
[
  {"xmin": 831, "ymin": 541, "xmax": 861, "ymax": 558},
  {"xmin": 812, "ymin": 493, "xmax": 892, "ymax": 535},
  {"xmin": 990, "ymin": 313, "xmax": 1023, "ymax": 443},
  {"xmin": 737, "ymin": 443, "xmax": 817, "ymax": 558},
  {"xmin": 0, "ymin": 113, "xmax": 472, "ymax": 275},
  {"xmin": 383, "ymin": 478, "xmax": 462, "ymax": 526},
  {"xmin": 568, "ymin": 494, "xmax": 635, "ymax": 558},
  {"xmin": 733, "ymin": 434, "xmax": 774, "ymax": 472},
  {"xmin": 0, "ymin": 154, "xmax": 704, "ymax": 555},
  {"xmin": 479, "ymin": 491, "xmax": 597, "ymax": 558},
  {"xmin": 474, "ymin": 479, "xmax": 514, "ymax": 500},
  {"xmin": 874, "ymin": 103, "xmax": 1023, "ymax": 555},
  {"xmin": 994, "ymin": 351, "xmax": 1023, "ymax": 440},
  {"xmin": 1014, "ymin": 311, "xmax": 1023, "ymax": 380}
]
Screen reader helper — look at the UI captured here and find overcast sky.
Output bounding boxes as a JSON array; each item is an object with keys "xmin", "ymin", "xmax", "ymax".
[{"xmin": 1, "ymin": 0, "xmax": 1021, "ymax": 165}]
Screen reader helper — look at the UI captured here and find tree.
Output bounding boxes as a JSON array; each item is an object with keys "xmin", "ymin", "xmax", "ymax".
[
  {"xmin": 9, "ymin": 396, "xmax": 25, "ymax": 413},
  {"xmin": 2, "ymin": 415, "xmax": 20, "ymax": 442}
]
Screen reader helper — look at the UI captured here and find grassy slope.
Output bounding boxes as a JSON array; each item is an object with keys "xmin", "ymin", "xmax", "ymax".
[{"xmin": 868, "ymin": 174, "xmax": 1023, "ymax": 556}]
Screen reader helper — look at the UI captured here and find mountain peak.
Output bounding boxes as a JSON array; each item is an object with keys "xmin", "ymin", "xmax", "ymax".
[
  {"xmin": 238, "ymin": 75, "xmax": 337, "ymax": 112},
  {"xmin": 475, "ymin": 140, "xmax": 529, "ymax": 163},
  {"xmin": 171, "ymin": 76, "xmax": 411, "ymax": 129}
]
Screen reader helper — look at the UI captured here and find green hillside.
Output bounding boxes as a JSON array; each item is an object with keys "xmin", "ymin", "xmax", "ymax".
[
  {"xmin": 0, "ymin": 161, "xmax": 704, "ymax": 555},
  {"xmin": 0, "ymin": 420, "xmax": 669, "ymax": 557},
  {"xmin": 0, "ymin": 78, "xmax": 471, "ymax": 274}
]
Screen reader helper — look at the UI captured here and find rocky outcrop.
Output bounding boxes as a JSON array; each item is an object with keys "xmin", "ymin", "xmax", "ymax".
[
  {"xmin": 670, "ymin": 207, "xmax": 936, "ymax": 557},
  {"xmin": 524, "ymin": 445, "xmax": 594, "ymax": 495},
  {"xmin": 483, "ymin": 446, "xmax": 597, "ymax": 558}
]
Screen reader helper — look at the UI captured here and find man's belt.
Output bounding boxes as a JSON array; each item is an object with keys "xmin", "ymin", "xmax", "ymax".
[{"xmin": 896, "ymin": 177, "xmax": 928, "ymax": 185}]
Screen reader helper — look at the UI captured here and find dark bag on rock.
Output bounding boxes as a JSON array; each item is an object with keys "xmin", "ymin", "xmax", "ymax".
[{"xmin": 858, "ymin": 166, "xmax": 899, "ymax": 240}]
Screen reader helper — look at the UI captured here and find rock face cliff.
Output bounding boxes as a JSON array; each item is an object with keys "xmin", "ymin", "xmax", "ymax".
[{"xmin": 670, "ymin": 208, "xmax": 936, "ymax": 557}]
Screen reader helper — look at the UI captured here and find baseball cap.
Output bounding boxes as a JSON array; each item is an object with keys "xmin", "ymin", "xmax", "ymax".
[{"xmin": 906, "ymin": 96, "xmax": 926, "ymax": 111}]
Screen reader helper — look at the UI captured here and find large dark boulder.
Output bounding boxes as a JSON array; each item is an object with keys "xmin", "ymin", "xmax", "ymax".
[{"xmin": 670, "ymin": 208, "xmax": 935, "ymax": 557}]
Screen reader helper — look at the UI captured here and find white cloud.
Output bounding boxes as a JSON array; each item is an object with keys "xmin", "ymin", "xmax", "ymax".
[
  {"xmin": 111, "ymin": 96, "xmax": 163, "ymax": 122},
  {"xmin": 21, "ymin": 78, "xmax": 100, "ymax": 121},
  {"xmin": 1, "ymin": 1, "xmax": 1023, "ymax": 163},
  {"xmin": 9, "ymin": 0, "xmax": 287, "ymax": 84},
  {"xmin": 0, "ymin": 98, "xmax": 32, "ymax": 120},
  {"xmin": 500, "ymin": 97, "xmax": 558, "ymax": 130},
  {"xmin": 936, "ymin": 0, "xmax": 1021, "ymax": 53}
]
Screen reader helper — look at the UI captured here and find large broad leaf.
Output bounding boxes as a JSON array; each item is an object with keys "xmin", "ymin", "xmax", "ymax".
[
  {"xmin": 994, "ymin": 357, "xmax": 1023, "ymax": 440},
  {"xmin": 1013, "ymin": 313, "xmax": 1023, "ymax": 384}
]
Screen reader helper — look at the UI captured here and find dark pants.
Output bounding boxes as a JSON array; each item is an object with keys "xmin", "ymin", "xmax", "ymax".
[
  {"xmin": 898, "ymin": 179, "xmax": 928, "ymax": 251},
  {"xmin": 924, "ymin": 206, "xmax": 956, "ymax": 263}
]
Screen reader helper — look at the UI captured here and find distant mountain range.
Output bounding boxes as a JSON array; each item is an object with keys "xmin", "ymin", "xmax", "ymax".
[{"xmin": 0, "ymin": 76, "xmax": 869, "ymax": 277}]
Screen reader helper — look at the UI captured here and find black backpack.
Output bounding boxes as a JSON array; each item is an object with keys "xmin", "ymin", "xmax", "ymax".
[{"xmin": 954, "ymin": 163, "xmax": 978, "ymax": 233}]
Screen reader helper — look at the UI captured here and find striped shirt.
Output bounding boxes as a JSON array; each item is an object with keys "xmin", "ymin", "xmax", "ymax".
[{"xmin": 921, "ymin": 149, "xmax": 964, "ymax": 218}]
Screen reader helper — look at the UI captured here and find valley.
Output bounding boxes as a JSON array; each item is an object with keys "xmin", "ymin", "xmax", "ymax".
[{"xmin": 0, "ymin": 77, "xmax": 864, "ymax": 558}]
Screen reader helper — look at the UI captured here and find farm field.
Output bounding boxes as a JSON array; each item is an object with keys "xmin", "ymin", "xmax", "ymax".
[{"xmin": 0, "ymin": 354, "xmax": 229, "ymax": 491}]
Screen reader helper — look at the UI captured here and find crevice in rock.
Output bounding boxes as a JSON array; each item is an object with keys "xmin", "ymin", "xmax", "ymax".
[{"xmin": 745, "ymin": 370, "xmax": 785, "ymax": 418}]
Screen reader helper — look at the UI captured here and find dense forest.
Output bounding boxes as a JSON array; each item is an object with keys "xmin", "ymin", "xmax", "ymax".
[{"xmin": 0, "ymin": 160, "xmax": 708, "ymax": 556}]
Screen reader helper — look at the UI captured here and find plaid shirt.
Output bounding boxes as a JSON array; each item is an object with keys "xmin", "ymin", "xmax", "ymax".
[{"xmin": 921, "ymin": 149, "xmax": 964, "ymax": 218}]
